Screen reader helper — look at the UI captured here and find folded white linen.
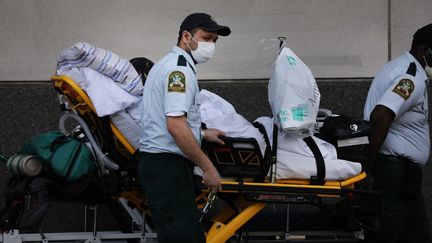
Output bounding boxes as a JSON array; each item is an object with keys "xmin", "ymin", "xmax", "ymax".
[{"xmin": 58, "ymin": 67, "xmax": 140, "ymax": 118}]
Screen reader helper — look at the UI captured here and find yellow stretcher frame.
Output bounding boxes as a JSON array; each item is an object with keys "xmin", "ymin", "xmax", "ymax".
[
  {"xmin": 51, "ymin": 75, "xmax": 369, "ymax": 243},
  {"xmin": 52, "ymin": 75, "xmax": 136, "ymax": 155}
]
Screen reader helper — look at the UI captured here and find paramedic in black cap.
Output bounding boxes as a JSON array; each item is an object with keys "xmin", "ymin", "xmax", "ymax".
[
  {"xmin": 363, "ymin": 23, "xmax": 432, "ymax": 243},
  {"xmin": 180, "ymin": 13, "xmax": 231, "ymax": 37},
  {"xmin": 137, "ymin": 13, "xmax": 230, "ymax": 243}
]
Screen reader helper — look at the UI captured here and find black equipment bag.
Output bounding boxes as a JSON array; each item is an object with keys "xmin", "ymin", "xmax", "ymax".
[
  {"xmin": 317, "ymin": 115, "xmax": 370, "ymax": 163},
  {"xmin": 0, "ymin": 176, "xmax": 50, "ymax": 231}
]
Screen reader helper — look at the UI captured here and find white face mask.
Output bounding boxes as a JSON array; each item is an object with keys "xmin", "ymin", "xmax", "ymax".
[
  {"xmin": 424, "ymin": 47, "xmax": 432, "ymax": 78},
  {"xmin": 186, "ymin": 34, "xmax": 215, "ymax": 63}
]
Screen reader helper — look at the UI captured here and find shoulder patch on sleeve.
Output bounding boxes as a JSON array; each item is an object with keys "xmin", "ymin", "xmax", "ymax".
[
  {"xmin": 392, "ymin": 79, "xmax": 415, "ymax": 100},
  {"xmin": 167, "ymin": 71, "xmax": 186, "ymax": 92}
]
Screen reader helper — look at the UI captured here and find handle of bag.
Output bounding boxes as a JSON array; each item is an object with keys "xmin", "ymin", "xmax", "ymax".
[
  {"xmin": 50, "ymin": 135, "xmax": 69, "ymax": 151},
  {"xmin": 47, "ymin": 134, "xmax": 85, "ymax": 180}
]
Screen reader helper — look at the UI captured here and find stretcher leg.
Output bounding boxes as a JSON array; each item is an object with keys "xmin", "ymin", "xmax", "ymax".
[
  {"xmin": 207, "ymin": 202, "xmax": 266, "ymax": 243},
  {"xmin": 209, "ymin": 194, "xmax": 254, "ymax": 225}
]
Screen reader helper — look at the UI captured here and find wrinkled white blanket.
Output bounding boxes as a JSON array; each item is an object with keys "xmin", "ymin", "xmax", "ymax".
[{"xmin": 199, "ymin": 89, "xmax": 267, "ymax": 156}]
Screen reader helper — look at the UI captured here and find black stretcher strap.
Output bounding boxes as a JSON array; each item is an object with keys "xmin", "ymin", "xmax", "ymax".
[
  {"xmin": 272, "ymin": 124, "xmax": 278, "ymax": 166},
  {"xmin": 252, "ymin": 122, "xmax": 271, "ymax": 163},
  {"xmin": 268, "ymin": 124, "xmax": 279, "ymax": 182},
  {"xmin": 254, "ymin": 124, "xmax": 325, "ymax": 185},
  {"xmin": 303, "ymin": 136, "xmax": 326, "ymax": 185}
]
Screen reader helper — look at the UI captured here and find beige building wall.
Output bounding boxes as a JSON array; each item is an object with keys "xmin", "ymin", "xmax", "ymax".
[{"xmin": 0, "ymin": 0, "xmax": 430, "ymax": 81}]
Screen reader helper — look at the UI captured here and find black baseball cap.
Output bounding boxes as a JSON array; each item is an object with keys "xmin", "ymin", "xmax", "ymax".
[
  {"xmin": 413, "ymin": 23, "xmax": 432, "ymax": 46},
  {"xmin": 179, "ymin": 13, "xmax": 231, "ymax": 36}
]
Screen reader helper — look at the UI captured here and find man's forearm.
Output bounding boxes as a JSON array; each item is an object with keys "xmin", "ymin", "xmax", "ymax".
[
  {"xmin": 368, "ymin": 125, "xmax": 387, "ymax": 170},
  {"xmin": 367, "ymin": 105, "xmax": 395, "ymax": 170},
  {"xmin": 167, "ymin": 116, "xmax": 215, "ymax": 171}
]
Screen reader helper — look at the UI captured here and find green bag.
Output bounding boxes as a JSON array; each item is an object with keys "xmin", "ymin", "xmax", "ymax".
[{"xmin": 18, "ymin": 131, "xmax": 95, "ymax": 182}]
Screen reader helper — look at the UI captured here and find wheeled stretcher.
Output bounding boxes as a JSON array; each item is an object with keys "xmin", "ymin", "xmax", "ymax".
[
  {"xmin": 197, "ymin": 136, "xmax": 377, "ymax": 242},
  {"xmin": 2, "ymin": 75, "xmax": 379, "ymax": 243}
]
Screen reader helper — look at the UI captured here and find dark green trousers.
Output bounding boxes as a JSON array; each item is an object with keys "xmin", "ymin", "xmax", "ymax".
[
  {"xmin": 137, "ymin": 152, "xmax": 205, "ymax": 243},
  {"xmin": 365, "ymin": 154, "xmax": 430, "ymax": 243}
]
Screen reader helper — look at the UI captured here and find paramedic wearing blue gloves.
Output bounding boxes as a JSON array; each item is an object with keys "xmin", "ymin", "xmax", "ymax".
[
  {"xmin": 137, "ymin": 13, "xmax": 231, "ymax": 243},
  {"xmin": 363, "ymin": 23, "xmax": 432, "ymax": 243}
]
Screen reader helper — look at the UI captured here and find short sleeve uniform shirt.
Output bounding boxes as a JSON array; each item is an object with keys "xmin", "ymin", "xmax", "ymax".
[
  {"xmin": 139, "ymin": 46, "xmax": 201, "ymax": 157},
  {"xmin": 363, "ymin": 52, "xmax": 430, "ymax": 166}
]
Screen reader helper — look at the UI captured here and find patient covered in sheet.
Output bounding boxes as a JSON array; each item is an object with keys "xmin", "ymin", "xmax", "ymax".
[
  {"xmin": 58, "ymin": 68, "xmax": 361, "ymax": 180},
  {"xmin": 196, "ymin": 91, "xmax": 362, "ymax": 181}
]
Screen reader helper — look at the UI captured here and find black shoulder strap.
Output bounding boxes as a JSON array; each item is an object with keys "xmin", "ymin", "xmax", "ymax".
[
  {"xmin": 177, "ymin": 55, "xmax": 187, "ymax": 67},
  {"xmin": 177, "ymin": 55, "xmax": 196, "ymax": 74},
  {"xmin": 303, "ymin": 136, "xmax": 326, "ymax": 185},
  {"xmin": 406, "ymin": 62, "xmax": 417, "ymax": 76},
  {"xmin": 272, "ymin": 124, "xmax": 278, "ymax": 166},
  {"xmin": 265, "ymin": 124, "xmax": 279, "ymax": 182}
]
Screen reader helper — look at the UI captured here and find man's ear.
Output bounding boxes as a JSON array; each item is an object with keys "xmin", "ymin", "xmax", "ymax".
[{"xmin": 182, "ymin": 31, "xmax": 191, "ymax": 43}]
